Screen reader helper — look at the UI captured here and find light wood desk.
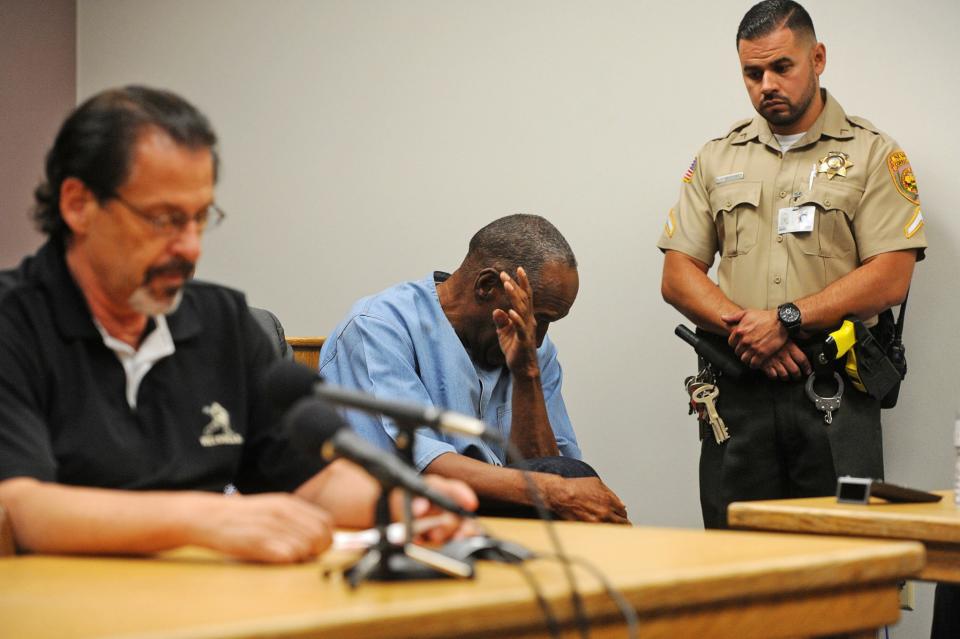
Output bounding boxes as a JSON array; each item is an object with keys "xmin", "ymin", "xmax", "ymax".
[
  {"xmin": 729, "ymin": 490, "xmax": 959, "ymax": 583},
  {"xmin": 0, "ymin": 518, "xmax": 922, "ymax": 638}
]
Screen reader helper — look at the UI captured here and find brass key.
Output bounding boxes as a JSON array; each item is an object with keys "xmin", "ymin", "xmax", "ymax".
[{"xmin": 692, "ymin": 384, "xmax": 730, "ymax": 444}]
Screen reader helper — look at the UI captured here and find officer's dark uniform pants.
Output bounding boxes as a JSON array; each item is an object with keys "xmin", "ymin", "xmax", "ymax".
[
  {"xmin": 931, "ymin": 583, "xmax": 960, "ymax": 639},
  {"xmin": 477, "ymin": 456, "xmax": 600, "ymax": 519},
  {"xmin": 700, "ymin": 370, "xmax": 883, "ymax": 529}
]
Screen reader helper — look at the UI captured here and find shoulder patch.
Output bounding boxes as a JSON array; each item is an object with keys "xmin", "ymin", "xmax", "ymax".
[
  {"xmin": 887, "ymin": 150, "xmax": 920, "ymax": 205},
  {"xmin": 664, "ymin": 208, "xmax": 677, "ymax": 238},
  {"xmin": 681, "ymin": 158, "xmax": 697, "ymax": 184},
  {"xmin": 904, "ymin": 207, "xmax": 924, "ymax": 239},
  {"xmin": 846, "ymin": 115, "xmax": 879, "ymax": 134}
]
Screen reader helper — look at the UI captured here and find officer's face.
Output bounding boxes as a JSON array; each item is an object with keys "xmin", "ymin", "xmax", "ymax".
[
  {"xmin": 738, "ymin": 26, "xmax": 826, "ymax": 134},
  {"xmin": 76, "ymin": 129, "xmax": 215, "ymax": 315}
]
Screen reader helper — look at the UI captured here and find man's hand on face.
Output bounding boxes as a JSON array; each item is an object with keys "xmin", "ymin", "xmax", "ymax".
[
  {"xmin": 537, "ymin": 475, "xmax": 630, "ymax": 525},
  {"xmin": 721, "ymin": 308, "xmax": 788, "ymax": 368},
  {"xmin": 194, "ymin": 493, "xmax": 334, "ymax": 564},
  {"xmin": 492, "ymin": 267, "xmax": 540, "ymax": 378}
]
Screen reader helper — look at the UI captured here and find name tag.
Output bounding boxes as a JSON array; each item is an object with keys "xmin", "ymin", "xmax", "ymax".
[
  {"xmin": 715, "ymin": 172, "xmax": 744, "ymax": 185},
  {"xmin": 778, "ymin": 206, "xmax": 815, "ymax": 234}
]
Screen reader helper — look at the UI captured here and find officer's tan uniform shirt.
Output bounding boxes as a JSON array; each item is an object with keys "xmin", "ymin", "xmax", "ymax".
[{"xmin": 657, "ymin": 90, "xmax": 927, "ymax": 312}]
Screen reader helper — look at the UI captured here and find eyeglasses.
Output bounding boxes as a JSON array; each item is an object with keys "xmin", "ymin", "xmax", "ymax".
[{"xmin": 109, "ymin": 193, "xmax": 226, "ymax": 236}]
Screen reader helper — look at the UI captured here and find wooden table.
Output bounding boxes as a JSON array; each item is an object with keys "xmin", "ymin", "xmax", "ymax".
[
  {"xmin": 729, "ymin": 490, "xmax": 960, "ymax": 583},
  {"xmin": 0, "ymin": 518, "xmax": 924, "ymax": 639}
]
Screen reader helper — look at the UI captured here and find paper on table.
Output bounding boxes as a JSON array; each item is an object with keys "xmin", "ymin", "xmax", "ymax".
[{"xmin": 332, "ymin": 516, "xmax": 449, "ymax": 551}]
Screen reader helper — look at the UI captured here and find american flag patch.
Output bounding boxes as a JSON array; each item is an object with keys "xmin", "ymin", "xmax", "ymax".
[{"xmin": 682, "ymin": 158, "xmax": 697, "ymax": 183}]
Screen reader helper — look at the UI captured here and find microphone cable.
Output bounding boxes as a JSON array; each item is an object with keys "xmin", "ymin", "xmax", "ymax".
[
  {"xmin": 449, "ymin": 431, "xmax": 591, "ymax": 638},
  {"xmin": 408, "ymin": 426, "xmax": 589, "ymax": 639},
  {"xmin": 511, "ymin": 558, "xmax": 561, "ymax": 639},
  {"xmin": 431, "ymin": 429, "xmax": 610, "ymax": 636},
  {"xmin": 499, "ymin": 437, "xmax": 592, "ymax": 639},
  {"xmin": 536, "ymin": 552, "xmax": 639, "ymax": 639}
]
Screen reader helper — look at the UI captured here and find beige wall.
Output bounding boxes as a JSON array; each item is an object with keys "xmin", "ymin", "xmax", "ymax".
[
  {"xmin": 0, "ymin": 0, "xmax": 76, "ymax": 267},
  {"xmin": 76, "ymin": 2, "xmax": 959, "ymax": 634}
]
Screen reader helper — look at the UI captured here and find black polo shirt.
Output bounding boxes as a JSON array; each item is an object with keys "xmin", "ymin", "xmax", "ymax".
[{"xmin": 0, "ymin": 241, "xmax": 323, "ymax": 492}]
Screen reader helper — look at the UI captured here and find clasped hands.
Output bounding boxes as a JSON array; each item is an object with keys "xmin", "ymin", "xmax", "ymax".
[{"xmin": 721, "ymin": 308, "xmax": 812, "ymax": 381}]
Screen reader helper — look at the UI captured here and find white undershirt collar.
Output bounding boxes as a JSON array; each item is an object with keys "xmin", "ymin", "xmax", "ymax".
[
  {"xmin": 94, "ymin": 314, "xmax": 175, "ymax": 409},
  {"xmin": 773, "ymin": 131, "xmax": 807, "ymax": 153}
]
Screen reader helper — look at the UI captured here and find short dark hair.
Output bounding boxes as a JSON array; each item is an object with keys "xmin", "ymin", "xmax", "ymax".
[
  {"xmin": 33, "ymin": 85, "xmax": 219, "ymax": 242},
  {"xmin": 465, "ymin": 214, "xmax": 577, "ymax": 287},
  {"xmin": 736, "ymin": 0, "xmax": 816, "ymax": 47}
]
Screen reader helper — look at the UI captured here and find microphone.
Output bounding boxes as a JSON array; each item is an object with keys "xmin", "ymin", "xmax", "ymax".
[
  {"xmin": 283, "ymin": 396, "xmax": 474, "ymax": 518},
  {"xmin": 264, "ymin": 360, "xmax": 500, "ymax": 442},
  {"xmin": 675, "ymin": 324, "xmax": 747, "ymax": 379}
]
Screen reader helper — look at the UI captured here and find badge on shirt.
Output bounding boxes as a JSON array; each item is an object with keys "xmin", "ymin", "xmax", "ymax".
[
  {"xmin": 817, "ymin": 151, "xmax": 854, "ymax": 179},
  {"xmin": 778, "ymin": 206, "xmax": 815, "ymax": 234},
  {"xmin": 887, "ymin": 150, "xmax": 920, "ymax": 205}
]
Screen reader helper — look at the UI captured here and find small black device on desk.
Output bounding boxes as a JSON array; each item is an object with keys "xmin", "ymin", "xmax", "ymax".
[
  {"xmin": 440, "ymin": 536, "xmax": 535, "ymax": 564},
  {"xmin": 836, "ymin": 476, "xmax": 942, "ymax": 504}
]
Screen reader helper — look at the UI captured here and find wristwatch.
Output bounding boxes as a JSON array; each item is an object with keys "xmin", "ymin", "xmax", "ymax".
[{"xmin": 777, "ymin": 302, "xmax": 802, "ymax": 337}]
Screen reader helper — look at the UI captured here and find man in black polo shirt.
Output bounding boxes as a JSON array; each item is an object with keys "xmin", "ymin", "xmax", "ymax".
[{"xmin": 0, "ymin": 86, "xmax": 476, "ymax": 563}]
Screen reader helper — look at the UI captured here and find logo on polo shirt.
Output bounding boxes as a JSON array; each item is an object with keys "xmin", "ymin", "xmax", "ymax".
[{"xmin": 199, "ymin": 402, "xmax": 244, "ymax": 447}]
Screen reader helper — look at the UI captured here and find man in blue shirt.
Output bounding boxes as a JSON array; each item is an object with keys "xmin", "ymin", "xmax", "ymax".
[{"xmin": 320, "ymin": 215, "xmax": 628, "ymax": 523}]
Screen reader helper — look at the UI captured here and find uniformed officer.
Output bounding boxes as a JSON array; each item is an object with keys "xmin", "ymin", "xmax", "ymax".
[{"xmin": 657, "ymin": 0, "xmax": 927, "ymax": 530}]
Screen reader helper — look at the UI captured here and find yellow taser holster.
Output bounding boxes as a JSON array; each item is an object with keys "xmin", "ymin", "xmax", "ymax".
[{"xmin": 821, "ymin": 320, "xmax": 867, "ymax": 393}]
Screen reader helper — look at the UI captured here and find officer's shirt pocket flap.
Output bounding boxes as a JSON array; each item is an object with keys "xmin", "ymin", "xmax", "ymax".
[
  {"xmin": 797, "ymin": 182, "xmax": 863, "ymax": 218},
  {"xmin": 710, "ymin": 181, "xmax": 762, "ymax": 256},
  {"xmin": 710, "ymin": 181, "xmax": 763, "ymax": 213}
]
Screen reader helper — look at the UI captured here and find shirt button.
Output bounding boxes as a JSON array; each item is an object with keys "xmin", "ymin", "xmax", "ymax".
[
  {"xmin": 825, "ymin": 200, "xmax": 832, "ymax": 207},
  {"xmin": 774, "ymin": 275, "xmax": 782, "ymax": 284},
  {"xmin": 777, "ymin": 234, "xmax": 784, "ymax": 243},
  {"xmin": 725, "ymin": 200, "xmax": 732, "ymax": 207},
  {"xmin": 779, "ymin": 191, "xmax": 787, "ymax": 198}
]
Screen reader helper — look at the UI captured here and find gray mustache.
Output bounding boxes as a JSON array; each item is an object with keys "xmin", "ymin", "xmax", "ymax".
[{"xmin": 143, "ymin": 259, "xmax": 195, "ymax": 284}]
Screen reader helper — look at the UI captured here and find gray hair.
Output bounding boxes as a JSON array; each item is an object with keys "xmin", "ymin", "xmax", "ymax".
[{"xmin": 465, "ymin": 214, "xmax": 576, "ymax": 287}]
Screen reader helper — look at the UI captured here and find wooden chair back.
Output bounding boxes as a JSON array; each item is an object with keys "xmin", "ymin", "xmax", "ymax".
[
  {"xmin": 0, "ymin": 505, "xmax": 14, "ymax": 556},
  {"xmin": 286, "ymin": 337, "xmax": 326, "ymax": 371}
]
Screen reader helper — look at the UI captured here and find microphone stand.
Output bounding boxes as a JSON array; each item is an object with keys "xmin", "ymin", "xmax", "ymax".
[{"xmin": 344, "ymin": 419, "xmax": 473, "ymax": 588}]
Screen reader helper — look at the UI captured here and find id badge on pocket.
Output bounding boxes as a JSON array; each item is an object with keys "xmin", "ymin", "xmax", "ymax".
[{"xmin": 778, "ymin": 205, "xmax": 815, "ymax": 234}]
